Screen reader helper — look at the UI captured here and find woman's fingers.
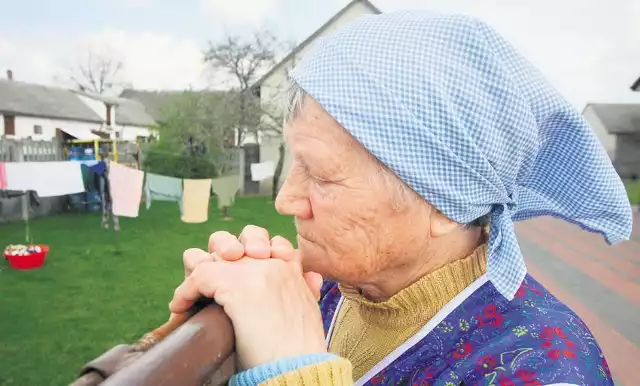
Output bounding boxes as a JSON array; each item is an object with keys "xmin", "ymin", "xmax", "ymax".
[
  {"xmin": 170, "ymin": 261, "xmax": 221, "ymax": 313},
  {"xmin": 270, "ymin": 236, "xmax": 296, "ymax": 261},
  {"xmin": 168, "ymin": 256, "xmax": 327, "ymax": 369},
  {"xmin": 209, "ymin": 231, "xmax": 244, "ymax": 261},
  {"xmin": 183, "ymin": 248, "xmax": 214, "ymax": 278},
  {"xmin": 207, "ymin": 226, "xmax": 297, "ymax": 263},
  {"xmin": 238, "ymin": 225, "xmax": 272, "ymax": 259}
]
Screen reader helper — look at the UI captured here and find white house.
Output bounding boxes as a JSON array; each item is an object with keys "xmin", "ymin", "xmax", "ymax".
[
  {"xmin": 250, "ymin": 0, "xmax": 381, "ymax": 194},
  {"xmin": 0, "ymin": 70, "xmax": 106, "ymax": 141}
]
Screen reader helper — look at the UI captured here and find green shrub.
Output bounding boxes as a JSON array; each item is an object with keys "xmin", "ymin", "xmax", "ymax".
[{"xmin": 142, "ymin": 140, "xmax": 221, "ymax": 179}]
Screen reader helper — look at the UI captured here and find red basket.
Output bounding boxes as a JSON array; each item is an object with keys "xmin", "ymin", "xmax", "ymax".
[{"xmin": 3, "ymin": 245, "xmax": 50, "ymax": 270}]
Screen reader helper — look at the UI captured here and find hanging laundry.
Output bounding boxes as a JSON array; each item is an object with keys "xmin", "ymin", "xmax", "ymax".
[
  {"xmin": 73, "ymin": 160, "xmax": 100, "ymax": 167},
  {"xmin": 250, "ymin": 161, "xmax": 275, "ymax": 182},
  {"xmin": 108, "ymin": 161, "xmax": 144, "ymax": 218},
  {"xmin": 182, "ymin": 179, "xmax": 212, "ymax": 223},
  {"xmin": 211, "ymin": 174, "xmax": 241, "ymax": 209},
  {"xmin": 0, "ymin": 162, "xmax": 7, "ymax": 189},
  {"xmin": 89, "ymin": 161, "xmax": 106, "ymax": 176},
  {"xmin": 144, "ymin": 173, "xmax": 184, "ymax": 214},
  {"xmin": 80, "ymin": 164, "xmax": 95, "ymax": 191},
  {"xmin": 4, "ymin": 161, "xmax": 85, "ymax": 197}
]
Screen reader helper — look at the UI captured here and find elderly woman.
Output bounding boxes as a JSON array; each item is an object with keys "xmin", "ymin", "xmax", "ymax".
[{"xmin": 169, "ymin": 11, "xmax": 632, "ymax": 386}]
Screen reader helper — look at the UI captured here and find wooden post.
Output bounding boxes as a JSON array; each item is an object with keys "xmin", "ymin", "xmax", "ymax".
[{"xmin": 21, "ymin": 193, "xmax": 31, "ymax": 244}]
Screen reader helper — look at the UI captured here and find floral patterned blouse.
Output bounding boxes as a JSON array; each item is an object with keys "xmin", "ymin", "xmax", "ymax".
[{"xmin": 320, "ymin": 274, "xmax": 613, "ymax": 386}]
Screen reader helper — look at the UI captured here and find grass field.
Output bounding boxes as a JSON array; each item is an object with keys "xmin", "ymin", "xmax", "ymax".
[
  {"xmin": 627, "ymin": 181, "xmax": 640, "ymax": 205},
  {"xmin": 0, "ymin": 197, "xmax": 296, "ymax": 386}
]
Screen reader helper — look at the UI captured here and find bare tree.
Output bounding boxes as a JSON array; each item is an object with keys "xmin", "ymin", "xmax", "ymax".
[
  {"xmin": 66, "ymin": 46, "xmax": 126, "ymax": 94},
  {"xmin": 204, "ymin": 30, "xmax": 302, "ymax": 201},
  {"xmin": 204, "ymin": 29, "xmax": 279, "ymax": 148}
]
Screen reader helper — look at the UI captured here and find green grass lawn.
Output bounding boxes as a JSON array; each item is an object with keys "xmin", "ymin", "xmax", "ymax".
[
  {"xmin": 0, "ymin": 197, "xmax": 296, "ymax": 386},
  {"xmin": 627, "ymin": 181, "xmax": 640, "ymax": 205}
]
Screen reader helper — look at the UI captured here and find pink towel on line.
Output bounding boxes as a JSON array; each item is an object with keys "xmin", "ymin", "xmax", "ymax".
[
  {"xmin": 108, "ymin": 162, "xmax": 144, "ymax": 218},
  {"xmin": 0, "ymin": 162, "xmax": 7, "ymax": 189}
]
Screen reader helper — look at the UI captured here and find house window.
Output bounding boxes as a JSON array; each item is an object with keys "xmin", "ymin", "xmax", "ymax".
[
  {"xmin": 3, "ymin": 115, "xmax": 15, "ymax": 135},
  {"xmin": 115, "ymin": 131, "xmax": 121, "ymax": 139},
  {"xmin": 33, "ymin": 125, "xmax": 43, "ymax": 134}
]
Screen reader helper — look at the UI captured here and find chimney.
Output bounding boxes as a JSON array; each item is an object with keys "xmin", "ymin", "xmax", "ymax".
[{"xmin": 6, "ymin": 69, "xmax": 13, "ymax": 81}]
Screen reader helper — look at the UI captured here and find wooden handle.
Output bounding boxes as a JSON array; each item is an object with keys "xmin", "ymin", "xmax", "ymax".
[{"xmin": 70, "ymin": 302, "xmax": 235, "ymax": 386}]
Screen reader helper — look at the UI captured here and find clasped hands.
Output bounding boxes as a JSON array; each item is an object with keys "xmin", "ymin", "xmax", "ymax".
[{"xmin": 169, "ymin": 225, "xmax": 327, "ymax": 370}]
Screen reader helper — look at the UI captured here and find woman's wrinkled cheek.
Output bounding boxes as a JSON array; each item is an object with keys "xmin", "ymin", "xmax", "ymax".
[
  {"xmin": 309, "ymin": 178, "xmax": 390, "ymax": 280},
  {"xmin": 329, "ymin": 206, "xmax": 384, "ymax": 278}
]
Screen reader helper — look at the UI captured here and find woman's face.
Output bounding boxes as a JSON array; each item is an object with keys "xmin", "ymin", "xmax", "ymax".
[{"xmin": 275, "ymin": 98, "xmax": 434, "ymax": 288}]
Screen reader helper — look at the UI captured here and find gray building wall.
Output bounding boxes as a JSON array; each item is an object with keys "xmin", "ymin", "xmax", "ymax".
[{"xmin": 614, "ymin": 133, "xmax": 640, "ymax": 178}]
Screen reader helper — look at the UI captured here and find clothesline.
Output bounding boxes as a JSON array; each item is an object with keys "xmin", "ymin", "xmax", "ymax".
[
  {"xmin": 141, "ymin": 147, "xmax": 276, "ymax": 182},
  {"xmin": 98, "ymin": 161, "xmax": 244, "ymax": 224},
  {"xmin": 0, "ymin": 159, "xmax": 262, "ymax": 227}
]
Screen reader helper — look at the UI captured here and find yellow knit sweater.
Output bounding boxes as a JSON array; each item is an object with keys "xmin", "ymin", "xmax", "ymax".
[{"xmin": 260, "ymin": 245, "xmax": 487, "ymax": 386}]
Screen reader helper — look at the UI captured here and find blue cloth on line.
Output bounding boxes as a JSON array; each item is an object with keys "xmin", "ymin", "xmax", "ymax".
[
  {"xmin": 144, "ymin": 173, "xmax": 184, "ymax": 214},
  {"xmin": 289, "ymin": 10, "xmax": 633, "ymax": 300},
  {"xmin": 89, "ymin": 161, "xmax": 105, "ymax": 176}
]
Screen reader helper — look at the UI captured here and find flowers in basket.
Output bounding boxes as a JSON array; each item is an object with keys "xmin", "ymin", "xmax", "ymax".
[
  {"xmin": 3, "ymin": 244, "xmax": 49, "ymax": 269},
  {"xmin": 4, "ymin": 244, "xmax": 44, "ymax": 256}
]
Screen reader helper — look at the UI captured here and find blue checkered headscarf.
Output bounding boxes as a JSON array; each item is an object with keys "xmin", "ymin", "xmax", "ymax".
[{"xmin": 289, "ymin": 11, "xmax": 633, "ymax": 299}]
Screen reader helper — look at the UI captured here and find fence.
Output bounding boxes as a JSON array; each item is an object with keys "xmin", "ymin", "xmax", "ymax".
[
  {"xmin": 0, "ymin": 138, "xmax": 67, "ymax": 224},
  {"xmin": 0, "ymin": 137, "xmax": 65, "ymax": 162}
]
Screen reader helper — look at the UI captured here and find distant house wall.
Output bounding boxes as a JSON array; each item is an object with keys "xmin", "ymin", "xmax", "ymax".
[
  {"xmin": 583, "ymin": 105, "xmax": 617, "ymax": 158},
  {"xmin": 0, "ymin": 114, "xmax": 103, "ymax": 140},
  {"xmin": 614, "ymin": 133, "xmax": 640, "ymax": 178}
]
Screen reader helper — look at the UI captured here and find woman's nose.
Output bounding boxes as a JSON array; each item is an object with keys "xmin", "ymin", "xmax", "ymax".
[{"xmin": 275, "ymin": 178, "xmax": 312, "ymax": 219}]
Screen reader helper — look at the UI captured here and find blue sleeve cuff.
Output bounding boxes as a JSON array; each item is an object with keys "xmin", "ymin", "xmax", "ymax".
[{"xmin": 229, "ymin": 353, "xmax": 341, "ymax": 386}]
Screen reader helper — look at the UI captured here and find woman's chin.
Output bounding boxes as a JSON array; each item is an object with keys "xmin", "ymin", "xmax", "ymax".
[{"xmin": 299, "ymin": 246, "xmax": 328, "ymax": 276}]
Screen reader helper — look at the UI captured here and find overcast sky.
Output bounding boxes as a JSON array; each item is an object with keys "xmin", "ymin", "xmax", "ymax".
[{"xmin": 1, "ymin": 0, "xmax": 639, "ymax": 109}]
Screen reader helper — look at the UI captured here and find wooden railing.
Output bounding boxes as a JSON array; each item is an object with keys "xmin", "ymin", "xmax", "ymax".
[{"xmin": 69, "ymin": 299, "xmax": 235, "ymax": 386}]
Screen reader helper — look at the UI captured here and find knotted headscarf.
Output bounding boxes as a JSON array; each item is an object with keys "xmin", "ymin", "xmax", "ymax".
[{"xmin": 289, "ymin": 11, "xmax": 633, "ymax": 299}]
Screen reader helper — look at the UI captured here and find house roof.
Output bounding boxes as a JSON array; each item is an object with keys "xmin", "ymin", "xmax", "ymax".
[
  {"xmin": 585, "ymin": 103, "xmax": 640, "ymax": 134},
  {"xmin": 119, "ymin": 89, "xmax": 227, "ymax": 123},
  {"xmin": 73, "ymin": 89, "xmax": 156, "ymax": 127},
  {"xmin": 119, "ymin": 89, "xmax": 184, "ymax": 121},
  {"xmin": 252, "ymin": 0, "xmax": 381, "ymax": 89},
  {"xmin": 0, "ymin": 79, "xmax": 104, "ymax": 123},
  {"xmin": 114, "ymin": 98, "xmax": 157, "ymax": 127}
]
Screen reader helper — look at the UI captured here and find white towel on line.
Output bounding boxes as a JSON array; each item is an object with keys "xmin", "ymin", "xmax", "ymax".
[
  {"xmin": 250, "ymin": 161, "xmax": 275, "ymax": 182},
  {"xmin": 4, "ymin": 161, "xmax": 85, "ymax": 197}
]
